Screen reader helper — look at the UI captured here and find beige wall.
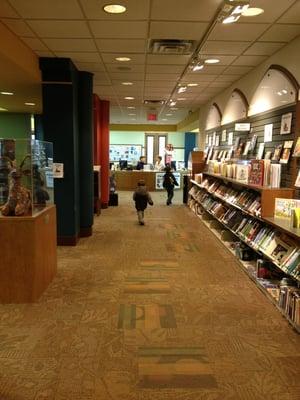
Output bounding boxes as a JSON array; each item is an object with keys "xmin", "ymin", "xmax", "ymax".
[{"xmin": 198, "ymin": 35, "xmax": 300, "ymax": 148}]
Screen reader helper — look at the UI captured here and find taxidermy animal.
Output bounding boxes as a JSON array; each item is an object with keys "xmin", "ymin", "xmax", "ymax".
[{"xmin": 1, "ymin": 155, "xmax": 32, "ymax": 216}]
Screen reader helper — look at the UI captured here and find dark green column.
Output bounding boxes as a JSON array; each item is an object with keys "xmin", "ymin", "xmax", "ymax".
[
  {"xmin": 39, "ymin": 57, "xmax": 80, "ymax": 245},
  {"xmin": 78, "ymin": 71, "xmax": 94, "ymax": 237}
]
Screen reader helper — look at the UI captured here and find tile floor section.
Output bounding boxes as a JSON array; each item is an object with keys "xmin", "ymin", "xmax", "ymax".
[{"xmin": 0, "ymin": 190, "xmax": 300, "ymax": 399}]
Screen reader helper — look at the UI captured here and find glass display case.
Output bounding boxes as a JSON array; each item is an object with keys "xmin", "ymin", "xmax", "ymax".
[{"xmin": 0, "ymin": 138, "xmax": 54, "ymax": 217}]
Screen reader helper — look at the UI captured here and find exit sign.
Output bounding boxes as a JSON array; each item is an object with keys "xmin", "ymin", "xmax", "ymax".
[{"xmin": 147, "ymin": 113, "xmax": 157, "ymax": 121}]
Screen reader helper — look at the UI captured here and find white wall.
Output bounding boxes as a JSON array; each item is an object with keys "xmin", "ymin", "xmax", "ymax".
[{"xmin": 198, "ymin": 35, "xmax": 300, "ymax": 148}]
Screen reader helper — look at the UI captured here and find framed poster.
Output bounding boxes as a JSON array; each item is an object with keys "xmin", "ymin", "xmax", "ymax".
[
  {"xmin": 155, "ymin": 172, "xmax": 181, "ymax": 190},
  {"xmin": 280, "ymin": 113, "xmax": 292, "ymax": 135}
]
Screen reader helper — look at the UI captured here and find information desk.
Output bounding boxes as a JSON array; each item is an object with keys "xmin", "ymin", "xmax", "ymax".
[{"xmin": 114, "ymin": 170, "xmax": 182, "ymax": 191}]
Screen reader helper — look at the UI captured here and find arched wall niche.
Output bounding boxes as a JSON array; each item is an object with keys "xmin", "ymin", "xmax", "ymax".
[
  {"xmin": 248, "ymin": 65, "xmax": 299, "ymax": 117},
  {"xmin": 221, "ymin": 89, "xmax": 248, "ymax": 125},
  {"xmin": 205, "ymin": 103, "xmax": 222, "ymax": 131}
]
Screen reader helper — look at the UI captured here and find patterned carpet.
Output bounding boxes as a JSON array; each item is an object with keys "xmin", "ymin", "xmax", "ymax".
[{"xmin": 1, "ymin": 190, "xmax": 300, "ymax": 400}]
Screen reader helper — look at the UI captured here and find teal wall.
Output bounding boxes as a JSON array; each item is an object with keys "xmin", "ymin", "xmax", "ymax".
[
  {"xmin": 110, "ymin": 131, "xmax": 185, "ymax": 147},
  {"xmin": 0, "ymin": 113, "xmax": 31, "ymax": 139}
]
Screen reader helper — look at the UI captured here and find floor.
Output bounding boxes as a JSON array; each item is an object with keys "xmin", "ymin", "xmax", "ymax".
[{"xmin": 1, "ymin": 190, "xmax": 300, "ymax": 400}]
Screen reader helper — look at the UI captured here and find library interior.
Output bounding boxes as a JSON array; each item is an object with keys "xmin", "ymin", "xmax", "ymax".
[{"xmin": 1, "ymin": 0, "xmax": 300, "ymax": 399}]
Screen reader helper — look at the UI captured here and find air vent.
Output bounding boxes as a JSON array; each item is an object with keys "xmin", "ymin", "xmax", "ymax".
[
  {"xmin": 148, "ymin": 39, "xmax": 196, "ymax": 55},
  {"xmin": 143, "ymin": 99, "xmax": 165, "ymax": 105}
]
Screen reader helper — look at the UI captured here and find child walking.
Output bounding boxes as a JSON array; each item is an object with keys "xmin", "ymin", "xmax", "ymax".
[
  {"xmin": 163, "ymin": 166, "xmax": 178, "ymax": 205},
  {"xmin": 133, "ymin": 180, "xmax": 153, "ymax": 225}
]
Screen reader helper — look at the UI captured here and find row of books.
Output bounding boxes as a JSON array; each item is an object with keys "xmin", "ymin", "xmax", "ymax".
[
  {"xmin": 189, "ymin": 187, "xmax": 300, "ymax": 280},
  {"xmin": 199, "ymin": 178, "xmax": 262, "ymax": 217},
  {"xmin": 207, "ymin": 159, "xmax": 281, "ymax": 187},
  {"xmin": 279, "ymin": 284, "xmax": 300, "ymax": 327}
]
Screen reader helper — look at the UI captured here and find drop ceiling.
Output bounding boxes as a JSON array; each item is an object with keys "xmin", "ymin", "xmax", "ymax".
[{"xmin": 0, "ymin": 0, "xmax": 300, "ymax": 124}]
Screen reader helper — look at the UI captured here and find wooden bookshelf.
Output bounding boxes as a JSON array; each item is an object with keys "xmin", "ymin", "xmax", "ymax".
[
  {"xmin": 202, "ymin": 172, "xmax": 294, "ymax": 217},
  {"xmin": 264, "ymin": 217, "xmax": 300, "ymax": 240}
]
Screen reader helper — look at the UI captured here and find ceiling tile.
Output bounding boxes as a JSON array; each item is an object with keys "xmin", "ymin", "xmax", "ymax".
[
  {"xmin": 112, "ymin": 80, "xmax": 144, "ymax": 87},
  {"xmin": 9, "ymin": 0, "xmax": 84, "ymax": 19},
  {"xmin": 0, "ymin": 1, "xmax": 19, "ymax": 17},
  {"xmin": 83, "ymin": 0, "xmax": 150, "ymax": 19},
  {"xmin": 146, "ymin": 73, "xmax": 180, "ymax": 81},
  {"xmin": 21, "ymin": 37, "xmax": 48, "ymax": 51},
  {"xmin": 106, "ymin": 64, "xmax": 145, "ymax": 73},
  {"xmin": 74, "ymin": 62, "xmax": 106, "ymax": 72},
  {"xmin": 279, "ymin": 1, "xmax": 300, "ymax": 23},
  {"xmin": 94, "ymin": 77, "xmax": 111, "ymax": 85},
  {"xmin": 90, "ymin": 21, "xmax": 148, "ymax": 39},
  {"xmin": 145, "ymin": 81, "xmax": 175, "ymax": 88},
  {"xmin": 146, "ymin": 65, "xmax": 184, "ymax": 74},
  {"xmin": 199, "ymin": 65, "xmax": 227, "ymax": 74},
  {"xmin": 232, "ymin": 55, "xmax": 267, "ymax": 66},
  {"xmin": 259, "ymin": 24, "xmax": 300, "ymax": 42},
  {"xmin": 151, "ymin": 0, "xmax": 223, "ymax": 21},
  {"xmin": 201, "ymin": 41, "xmax": 251, "ymax": 55},
  {"xmin": 198, "ymin": 54, "xmax": 238, "ymax": 65},
  {"xmin": 181, "ymin": 81, "xmax": 209, "ymax": 88},
  {"xmin": 147, "ymin": 54, "xmax": 190, "ymax": 65},
  {"xmin": 54, "ymin": 52, "xmax": 101, "ymax": 63},
  {"xmin": 208, "ymin": 81, "xmax": 230, "ymax": 88},
  {"xmin": 184, "ymin": 73, "xmax": 217, "ymax": 82},
  {"xmin": 95, "ymin": 39, "xmax": 146, "ymax": 53},
  {"xmin": 244, "ymin": 42, "xmax": 286, "ymax": 56},
  {"xmin": 209, "ymin": 23, "xmax": 269, "ymax": 42},
  {"xmin": 101, "ymin": 53, "xmax": 145, "ymax": 64},
  {"xmin": 35, "ymin": 50, "xmax": 55, "ymax": 57},
  {"xmin": 149, "ymin": 21, "xmax": 208, "ymax": 40},
  {"xmin": 223, "ymin": 65, "xmax": 253, "ymax": 75},
  {"xmin": 108, "ymin": 72, "xmax": 145, "ymax": 80},
  {"xmin": 214, "ymin": 75, "xmax": 238, "ymax": 83},
  {"xmin": 43, "ymin": 38, "xmax": 97, "ymax": 52},
  {"xmin": 2, "ymin": 18, "xmax": 34, "ymax": 36},
  {"xmin": 238, "ymin": 0, "xmax": 295, "ymax": 23},
  {"xmin": 27, "ymin": 20, "xmax": 91, "ymax": 38}
]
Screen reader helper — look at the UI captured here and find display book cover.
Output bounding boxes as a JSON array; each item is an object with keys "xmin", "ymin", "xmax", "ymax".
[
  {"xmin": 275, "ymin": 198, "xmax": 300, "ymax": 219},
  {"xmin": 248, "ymin": 159, "xmax": 264, "ymax": 186},
  {"xmin": 236, "ymin": 161, "xmax": 250, "ymax": 183},
  {"xmin": 264, "ymin": 233, "xmax": 297, "ymax": 265}
]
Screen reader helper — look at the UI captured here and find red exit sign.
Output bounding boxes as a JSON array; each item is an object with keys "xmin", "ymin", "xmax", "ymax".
[{"xmin": 147, "ymin": 113, "xmax": 157, "ymax": 121}]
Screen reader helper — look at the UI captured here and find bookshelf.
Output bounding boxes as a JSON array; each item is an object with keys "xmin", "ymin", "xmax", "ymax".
[
  {"xmin": 189, "ymin": 181, "xmax": 300, "ymax": 332},
  {"xmin": 202, "ymin": 172, "xmax": 294, "ymax": 217}
]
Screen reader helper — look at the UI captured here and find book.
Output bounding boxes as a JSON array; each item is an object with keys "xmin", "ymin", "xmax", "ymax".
[
  {"xmin": 236, "ymin": 164, "xmax": 249, "ymax": 183},
  {"xmin": 256, "ymin": 143, "xmax": 265, "ymax": 160},
  {"xmin": 264, "ymin": 150, "xmax": 272, "ymax": 160},
  {"xmin": 270, "ymin": 235, "xmax": 296, "ymax": 264},
  {"xmin": 280, "ymin": 148, "xmax": 292, "ymax": 164},
  {"xmin": 293, "ymin": 137, "xmax": 300, "ymax": 157},
  {"xmin": 295, "ymin": 170, "xmax": 300, "ymax": 187},
  {"xmin": 275, "ymin": 198, "xmax": 299, "ymax": 219},
  {"xmin": 270, "ymin": 164, "xmax": 281, "ymax": 188},
  {"xmin": 249, "ymin": 160, "xmax": 264, "ymax": 186},
  {"xmin": 250, "ymin": 135, "xmax": 257, "ymax": 152},
  {"xmin": 243, "ymin": 141, "xmax": 251, "ymax": 156},
  {"xmin": 272, "ymin": 144, "xmax": 283, "ymax": 161}
]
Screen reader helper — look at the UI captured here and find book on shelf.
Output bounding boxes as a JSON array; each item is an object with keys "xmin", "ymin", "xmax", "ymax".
[
  {"xmin": 269, "ymin": 234, "xmax": 296, "ymax": 265},
  {"xmin": 243, "ymin": 141, "xmax": 251, "ymax": 156},
  {"xmin": 275, "ymin": 198, "xmax": 300, "ymax": 219},
  {"xmin": 256, "ymin": 143, "xmax": 265, "ymax": 160},
  {"xmin": 272, "ymin": 144, "xmax": 283, "ymax": 161},
  {"xmin": 280, "ymin": 147, "xmax": 292, "ymax": 164},
  {"xmin": 264, "ymin": 150, "xmax": 272, "ymax": 160},
  {"xmin": 234, "ymin": 142, "xmax": 244, "ymax": 158},
  {"xmin": 250, "ymin": 134, "xmax": 257, "ymax": 152},
  {"xmin": 263, "ymin": 159, "xmax": 271, "ymax": 186},
  {"xmin": 236, "ymin": 163, "xmax": 249, "ymax": 183},
  {"xmin": 249, "ymin": 160, "xmax": 264, "ymax": 186},
  {"xmin": 295, "ymin": 170, "xmax": 300, "ymax": 187},
  {"xmin": 270, "ymin": 164, "xmax": 281, "ymax": 188},
  {"xmin": 293, "ymin": 137, "xmax": 300, "ymax": 157}
]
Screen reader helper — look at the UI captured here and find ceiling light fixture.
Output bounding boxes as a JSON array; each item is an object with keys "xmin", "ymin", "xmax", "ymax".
[
  {"xmin": 115, "ymin": 57, "xmax": 131, "ymax": 62},
  {"xmin": 187, "ymin": 83, "xmax": 198, "ymax": 87},
  {"xmin": 128, "ymin": 113, "xmax": 136, "ymax": 116},
  {"xmin": 170, "ymin": 101, "xmax": 177, "ymax": 106},
  {"xmin": 178, "ymin": 86, "xmax": 187, "ymax": 94},
  {"xmin": 166, "ymin": 113, "xmax": 173, "ymax": 116},
  {"xmin": 127, "ymin": 106, "xmax": 135, "ymax": 109},
  {"xmin": 0, "ymin": 107, "xmax": 8, "ymax": 111},
  {"xmin": 220, "ymin": 0, "xmax": 249, "ymax": 24},
  {"xmin": 162, "ymin": 118, "xmax": 168, "ymax": 121},
  {"xmin": 103, "ymin": 4, "xmax": 126, "ymax": 14},
  {"xmin": 25, "ymin": 102, "xmax": 35, "ymax": 106},
  {"xmin": 177, "ymin": 98, "xmax": 186, "ymax": 101},
  {"xmin": 170, "ymin": 107, "xmax": 178, "ymax": 110},
  {"xmin": 205, "ymin": 59, "xmax": 220, "ymax": 64},
  {"xmin": 241, "ymin": 7, "xmax": 264, "ymax": 17},
  {"xmin": 122, "ymin": 82, "xmax": 133, "ymax": 85},
  {"xmin": 124, "ymin": 96, "xmax": 134, "ymax": 100},
  {"xmin": 1, "ymin": 91, "xmax": 14, "ymax": 95},
  {"xmin": 192, "ymin": 62, "xmax": 204, "ymax": 72}
]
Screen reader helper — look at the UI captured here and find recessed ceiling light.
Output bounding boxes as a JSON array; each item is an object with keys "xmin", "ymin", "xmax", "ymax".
[
  {"xmin": 122, "ymin": 82, "xmax": 133, "ymax": 85},
  {"xmin": 205, "ymin": 59, "xmax": 220, "ymax": 64},
  {"xmin": 177, "ymin": 98, "xmax": 186, "ymax": 101},
  {"xmin": 192, "ymin": 63, "xmax": 204, "ymax": 72},
  {"xmin": 222, "ymin": 15, "xmax": 239, "ymax": 24},
  {"xmin": 282, "ymin": 89, "xmax": 288, "ymax": 94},
  {"xmin": 128, "ymin": 113, "xmax": 136, "ymax": 116},
  {"xmin": 1, "ymin": 91, "xmax": 14, "ymax": 95},
  {"xmin": 115, "ymin": 57, "xmax": 131, "ymax": 62},
  {"xmin": 25, "ymin": 102, "xmax": 35, "ymax": 106},
  {"xmin": 131, "ymin": 118, "xmax": 136, "ymax": 121},
  {"xmin": 162, "ymin": 118, "xmax": 168, "ymax": 121},
  {"xmin": 187, "ymin": 83, "xmax": 198, "ymax": 87},
  {"xmin": 242, "ymin": 7, "xmax": 264, "ymax": 17},
  {"xmin": 170, "ymin": 107, "xmax": 178, "ymax": 110},
  {"xmin": 124, "ymin": 96, "xmax": 134, "ymax": 100},
  {"xmin": 166, "ymin": 113, "xmax": 172, "ymax": 116},
  {"xmin": 127, "ymin": 106, "xmax": 135, "ymax": 109},
  {"xmin": 0, "ymin": 107, "xmax": 8, "ymax": 111},
  {"xmin": 103, "ymin": 4, "xmax": 126, "ymax": 14},
  {"xmin": 170, "ymin": 101, "xmax": 177, "ymax": 106}
]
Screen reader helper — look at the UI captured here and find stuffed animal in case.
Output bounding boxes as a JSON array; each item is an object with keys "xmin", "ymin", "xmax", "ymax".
[{"xmin": 1, "ymin": 155, "xmax": 32, "ymax": 216}]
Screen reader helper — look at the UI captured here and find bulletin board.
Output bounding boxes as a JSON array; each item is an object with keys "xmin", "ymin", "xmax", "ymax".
[{"xmin": 109, "ymin": 144, "xmax": 142, "ymax": 162}]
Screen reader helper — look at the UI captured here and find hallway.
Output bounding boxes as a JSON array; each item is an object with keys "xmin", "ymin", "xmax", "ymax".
[{"xmin": 1, "ymin": 192, "xmax": 300, "ymax": 400}]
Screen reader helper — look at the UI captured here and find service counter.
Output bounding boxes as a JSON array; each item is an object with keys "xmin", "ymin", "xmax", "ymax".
[{"xmin": 114, "ymin": 170, "xmax": 183, "ymax": 191}]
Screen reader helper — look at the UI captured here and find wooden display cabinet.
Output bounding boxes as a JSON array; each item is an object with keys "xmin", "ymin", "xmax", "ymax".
[{"xmin": 0, "ymin": 205, "xmax": 57, "ymax": 303}]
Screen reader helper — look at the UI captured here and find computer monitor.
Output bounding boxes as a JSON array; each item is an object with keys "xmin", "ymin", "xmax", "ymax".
[{"xmin": 119, "ymin": 160, "xmax": 128, "ymax": 170}]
